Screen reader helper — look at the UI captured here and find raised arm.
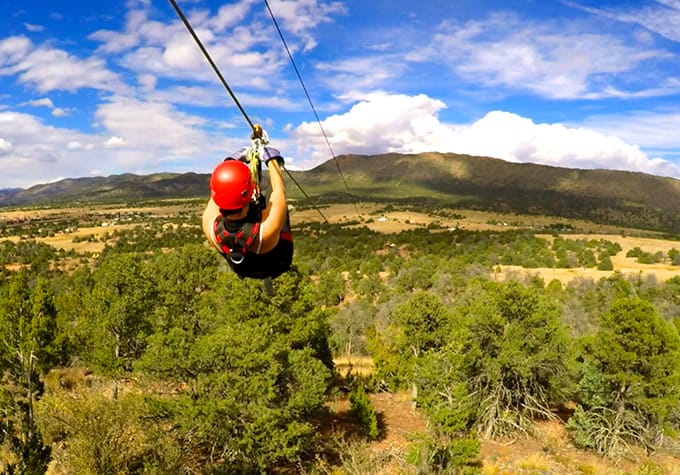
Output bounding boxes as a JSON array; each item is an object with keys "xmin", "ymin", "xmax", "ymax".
[
  {"xmin": 255, "ymin": 159, "xmax": 287, "ymax": 254},
  {"xmin": 201, "ymin": 197, "xmax": 221, "ymax": 251}
]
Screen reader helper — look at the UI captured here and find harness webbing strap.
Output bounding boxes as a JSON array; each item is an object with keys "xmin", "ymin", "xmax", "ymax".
[{"xmin": 214, "ymin": 219, "xmax": 260, "ymax": 262}]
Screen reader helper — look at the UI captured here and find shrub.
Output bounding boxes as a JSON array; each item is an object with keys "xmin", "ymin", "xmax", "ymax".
[
  {"xmin": 36, "ymin": 387, "xmax": 150, "ymax": 474},
  {"xmin": 349, "ymin": 384, "xmax": 380, "ymax": 440},
  {"xmin": 568, "ymin": 298, "xmax": 680, "ymax": 456},
  {"xmin": 455, "ymin": 282, "xmax": 574, "ymax": 438},
  {"xmin": 597, "ymin": 253, "xmax": 614, "ymax": 271},
  {"xmin": 406, "ymin": 433, "xmax": 480, "ymax": 474}
]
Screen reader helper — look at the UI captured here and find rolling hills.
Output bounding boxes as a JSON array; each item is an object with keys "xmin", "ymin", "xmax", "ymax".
[
  {"xmin": 301, "ymin": 153, "xmax": 680, "ymax": 232},
  {"xmin": 3, "ymin": 152, "xmax": 680, "ymax": 233}
]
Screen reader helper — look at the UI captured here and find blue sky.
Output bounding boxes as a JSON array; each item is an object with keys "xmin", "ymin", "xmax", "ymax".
[{"xmin": 2, "ymin": 0, "xmax": 680, "ymax": 188}]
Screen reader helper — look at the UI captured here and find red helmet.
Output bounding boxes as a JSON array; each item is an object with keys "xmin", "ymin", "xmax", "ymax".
[{"xmin": 209, "ymin": 160, "xmax": 254, "ymax": 211}]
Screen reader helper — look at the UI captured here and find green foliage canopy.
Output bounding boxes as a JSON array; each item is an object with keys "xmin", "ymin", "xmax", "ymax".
[{"xmin": 569, "ymin": 298, "xmax": 680, "ymax": 456}]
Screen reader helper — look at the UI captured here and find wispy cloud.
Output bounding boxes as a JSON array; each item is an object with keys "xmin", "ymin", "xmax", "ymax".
[
  {"xmin": 263, "ymin": 0, "xmax": 347, "ymax": 51},
  {"xmin": 0, "ymin": 36, "xmax": 32, "ymax": 66},
  {"xmin": 90, "ymin": 7, "xmax": 179, "ymax": 55},
  {"xmin": 25, "ymin": 97, "xmax": 54, "ymax": 108},
  {"xmin": 0, "ymin": 36, "xmax": 129, "ymax": 94},
  {"xmin": 89, "ymin": 0, "xmax": 315, "ymax": 99},
  {"xmin": 411, "ymin": 12, "xmax": 674, "ymax": 99},
  {"xmin": 22, "ymin": 97, "xmax": 69, "ymax": 117},
  {"xmin": 579, "ymin": 109, "xmax": 680, "ymax": 153},
  {"xmin": 565, "ymin": 0, "xmax": 680, "ymax": 42},
  {"xmin": 23, "ymin": 23, "xmax": 44, "ymax": 33},
  {"xmin": 316, "ymin": 56, "xmax": 408, "ymax": 100}
]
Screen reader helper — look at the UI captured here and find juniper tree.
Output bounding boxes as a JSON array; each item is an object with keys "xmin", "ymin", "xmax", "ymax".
[
  {"xmin": 78, "ymin": 252, "xmax": 157, "ymax": 373},
  {"xmin": 135, "ymin": 268, "xmax": 333, "ymax": 472},
  {"xmin": 568, "ymin": 297, "xmax": 680, "ymax": 456},
  {"xmin": 416, "ymin": 280, "xmax": 574, "ymax": 439}
]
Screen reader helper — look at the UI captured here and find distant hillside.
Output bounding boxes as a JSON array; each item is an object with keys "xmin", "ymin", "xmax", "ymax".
[
  {"xmin": 3, "ymin": 152, "xmax": 680, "ymax": 233},
  {"xmin": 0, "ymin": 188, "xmax": 22, "ymax": 202},
  {"xmin": 294, "ymin": 152, "xmax": 680, "ymax": 233},
  {"xmin": 303, "ymin": 152, "xmax": 680, "ymax": 207},
  {"xmin": 0, "ymin": 172, "xmax": 208, "ymax": 206}
]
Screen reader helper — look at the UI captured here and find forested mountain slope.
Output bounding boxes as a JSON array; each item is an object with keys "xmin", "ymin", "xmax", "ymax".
[
  {"xmin": 4, "ymin": 152, "xmax": 680, "ymax": 232},
  {"xmin": 0, "ymin": 172, "xmax": 207, "ymax": 205},
  {"xmin": 307, "ymin": 152, "xmax": 680, "ymax": 209},
  {"xmin": 299, "ymin": 153, "xmax": 680, "ymax": 232}
]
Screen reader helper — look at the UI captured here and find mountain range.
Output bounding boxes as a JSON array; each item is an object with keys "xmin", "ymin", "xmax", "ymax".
[{"xmin": 3, "ymin": 153, "xmax": 680, "ymax": 233}]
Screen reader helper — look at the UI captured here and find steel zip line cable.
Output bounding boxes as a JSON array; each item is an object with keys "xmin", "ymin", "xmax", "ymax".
[
  {"xmin": 263, "ymin": 0, "xmax": 361, "ymax": 219},
  {"xmin": 168, "ymin": 0, "xmax": 254, "ymax": 131},
  {"xmin": 167, "ymin": 0, "xmax": 328, "ymax": 223}
]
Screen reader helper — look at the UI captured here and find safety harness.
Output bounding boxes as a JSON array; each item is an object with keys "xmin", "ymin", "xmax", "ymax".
[
  {"xmin": 213, "ymin": 218, "xmax": 260, "ymax": 264},
  {"xmin": 213, "ymin": 207, "xmax": 293, "ymax": 280}
]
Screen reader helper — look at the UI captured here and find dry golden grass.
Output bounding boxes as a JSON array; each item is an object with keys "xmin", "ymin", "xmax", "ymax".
[
  {"xmin": 479, "ymin": 419, "xmax": 680, "ymax": 475},
  {"xmin": 40, "ymin": 224, "xmax": 140, "ymax": 254},
  {"xmin": 4, "ymin": 202, "xmax": 678, "ymax": 284},
  {"xmin": 294, "ymin": 203, "xmax": 646, "ymax": 235},
  {"xmin": 497, "ymin": 264, "xmax": 679, "ymax": 285},
  {"xmin": 497, "ymin": 233, "xmax": 680, "ymax": 285},
  {"xmin": 335, "ymin": 356, "xmax": 375, "ymax": 378},
  {"xmin": 0, "ymin": 200, "xmax": 201, "ymax": 254},
  {"xmin": 296, "ymin": 204, "xmax": 679, "ymax": 285}
]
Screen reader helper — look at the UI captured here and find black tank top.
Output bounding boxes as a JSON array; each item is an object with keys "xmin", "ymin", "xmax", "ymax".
[{"xmin": 213, "ymin": 205, "xmax": 293, "ymax": 280}]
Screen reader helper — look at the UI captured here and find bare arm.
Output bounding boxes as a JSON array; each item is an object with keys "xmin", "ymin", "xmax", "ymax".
[
  {"xmin": 201, "ymin": 198, "xmax": 221, "ymax": 251},
  {"xmin": 256, "ymin": 159, "xmax": 286, "ymax": 254}
]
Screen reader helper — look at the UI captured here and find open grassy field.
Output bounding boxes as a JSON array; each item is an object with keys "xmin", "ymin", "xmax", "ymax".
[
  {"xmin": 0, "ymin": 200, "xmax": 204, "ymax": 253},
  {"xmin": 3, "ymin": 201, "xmax": 678, "ymax": 284},
  {"xmin": 499, "ymin": 233, "xmax": 680, "ymax": 285},
  {"xmin": 294, "ymin": 203, "xmax": 680, "ymax": 284}
]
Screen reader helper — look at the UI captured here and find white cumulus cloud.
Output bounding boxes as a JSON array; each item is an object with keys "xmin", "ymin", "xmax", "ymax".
[
  {"xmin": 290, "ymin": 93, "xmax": 680, "ymax": 178},
  {"xmin": 0, "ymin": 137, "xmax": 13, "ymax": 153},
  {"xmin": 105, "ymin": 136, "xmax": 126, "ymax": 147}
]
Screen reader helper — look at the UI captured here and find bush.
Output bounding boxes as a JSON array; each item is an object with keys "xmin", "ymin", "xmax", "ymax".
[
  {"xmin": 568, "ymin": 298, "xmax": 680, "ymax": 456},
  {"xmin": 597, "ymin": 253, "xmax": 614, "ymax": 271},
  {"xmin": 36, "ymin": 386, "xmax": 150, "ymax": 474},
  {"xmin": 406, "ymin": 433, "xmax": 480, "ymax": 474},
  {"xmin": 349, "ymin": 384, "xmax": 380, "ymax": 440},
  {"xmin": 455, "ymin": 282, "xmax": 574, "ymax": 438}
]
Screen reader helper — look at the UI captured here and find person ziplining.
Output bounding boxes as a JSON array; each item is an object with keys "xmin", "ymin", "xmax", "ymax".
[
  {"xmin": 167, "ymin": 0, "xmax": 341, "ymax": 285},
  {"xmin": 167, "ymin": 0, "xmax": 296, "ymax": 283},
  {"xmin": 201, "ymin": 126, "xmax": 293, "ymax": 280}
]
